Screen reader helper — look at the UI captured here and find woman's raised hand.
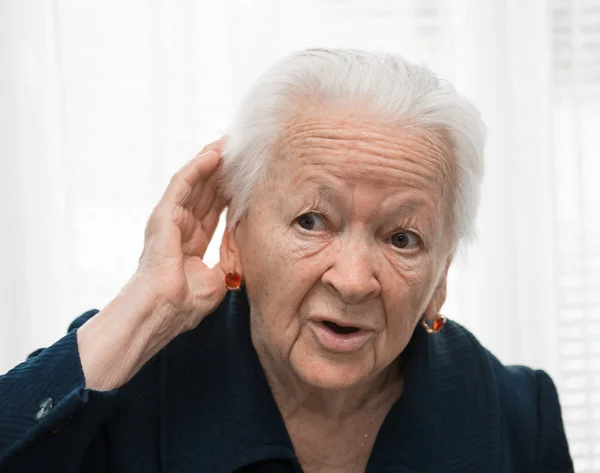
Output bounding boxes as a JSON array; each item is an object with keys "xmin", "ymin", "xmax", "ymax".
[
  {"xmin": 135, "ymin": 139, "xmax": 228, "ymax": 334},
  {"xmin": 77, "ymin": 139, "xmax": 230, "ymax": 391}
]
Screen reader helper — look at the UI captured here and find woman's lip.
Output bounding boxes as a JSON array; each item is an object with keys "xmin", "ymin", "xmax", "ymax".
[
  {"xmin": 310, "ymin": 317, "xmax": 373, "ymax": 332},
  {"xmin": 308, "ymin": 321, "xmax": 373, "ymax": 353}
]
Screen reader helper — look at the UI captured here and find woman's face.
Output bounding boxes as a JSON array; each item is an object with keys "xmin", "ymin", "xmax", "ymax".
[{"xmin": 226, "ymin": 110, "xmax": 455, "ymax": 390}]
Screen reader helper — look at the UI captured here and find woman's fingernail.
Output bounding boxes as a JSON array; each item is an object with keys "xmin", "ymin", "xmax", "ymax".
[{"xmin": 196, "ymin": 149, "xmax": 215, "ymax": 159}]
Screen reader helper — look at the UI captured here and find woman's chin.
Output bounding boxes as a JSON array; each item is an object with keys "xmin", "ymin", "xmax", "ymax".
[{"xmin": 289, "ymin": 349, "xmax": 372, "ymax": 390}]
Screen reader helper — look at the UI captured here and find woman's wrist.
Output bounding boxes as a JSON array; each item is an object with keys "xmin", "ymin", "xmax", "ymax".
[{"xmin": 76, "ymin": 273, "xmax": 178, "ymax": 391}]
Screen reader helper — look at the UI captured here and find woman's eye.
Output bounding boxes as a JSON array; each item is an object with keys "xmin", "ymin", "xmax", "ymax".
[
  {"xmin": 390, "ymin": 231, "xmax": 420, "ymax": 249},
  {"xmin": 296, "ymin": 213, "xmax": 326, "ymax": 231}
]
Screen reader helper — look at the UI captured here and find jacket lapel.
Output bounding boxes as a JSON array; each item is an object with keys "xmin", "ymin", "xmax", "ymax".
[
  {"xmin": 159, "ymin": 291, "xmax": 297, "ymax": 473},
  {"xmin": 367, "ymin": 323, "xmax": 502, "ymax": 472}
]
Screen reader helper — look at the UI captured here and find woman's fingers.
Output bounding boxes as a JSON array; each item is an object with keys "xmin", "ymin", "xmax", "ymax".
[
  {"xmin": 190, "ymin": 168, "xmax": 223, "ymax": 219},
  {"xmin": 162, "ymin": 150, "xmax": 221, "ymax": 207},
  {"xmin": 162, "ymin": 136, "xmax": 227, "ymax": 207},
  {"xmin": 201, "ymin": 136, "xmax": 227, "ymax": 155}
]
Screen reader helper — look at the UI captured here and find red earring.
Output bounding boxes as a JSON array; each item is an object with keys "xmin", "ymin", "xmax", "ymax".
[
  {"xmin": 225, "ymin": 271, "xmax": 242, "ymax": 291},
  {"xmin": 421, "ymin": 315, "xmax": 446, "ymax": 334}
]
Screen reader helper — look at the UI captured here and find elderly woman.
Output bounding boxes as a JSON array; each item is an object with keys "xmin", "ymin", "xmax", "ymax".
[{"xmin": 0, "ymin": 48, "xmax": 572, "ymax": 473}]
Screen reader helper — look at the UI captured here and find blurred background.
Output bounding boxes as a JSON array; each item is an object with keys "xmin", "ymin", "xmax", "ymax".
[{"xmin": 0, "ymin": 0, "xmax": 599, "ymax": 470}]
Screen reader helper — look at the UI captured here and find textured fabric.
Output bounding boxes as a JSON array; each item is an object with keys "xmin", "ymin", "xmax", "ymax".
[{"xmin": 0, "ymin": 291, "xmax": 573, "ymax": 472}]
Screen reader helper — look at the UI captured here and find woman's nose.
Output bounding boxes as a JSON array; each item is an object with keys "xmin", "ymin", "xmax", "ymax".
[{"xmin": 321, "ymin": 241, "xmax": 381, "ymax": 305}]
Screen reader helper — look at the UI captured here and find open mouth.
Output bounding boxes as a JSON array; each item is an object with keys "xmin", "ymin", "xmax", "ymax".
[
  {"xmin": 322, "ymin": 320, "xmax": 360, "ymax": 335},
  {"xmin": 311, "ymin": 319, "xmax": 372, "ymax": 352}
]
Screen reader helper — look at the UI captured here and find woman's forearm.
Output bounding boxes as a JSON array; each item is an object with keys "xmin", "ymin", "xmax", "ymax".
[{"xmin": 76, "ymin": 274, "xmax": 177, "ymax": 392}]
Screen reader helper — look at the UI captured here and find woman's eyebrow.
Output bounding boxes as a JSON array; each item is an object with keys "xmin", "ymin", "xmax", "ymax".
[
  {"xmin": 314, "ymin": 184, "xmax": 429, "ymax": 220},
  {"xmin": 394, "ymin": 200, "xmax": 424, "ymax": 219},
  {"xmin": 316, "ymin": 184, "xmax": 338, "ymax": 203}
]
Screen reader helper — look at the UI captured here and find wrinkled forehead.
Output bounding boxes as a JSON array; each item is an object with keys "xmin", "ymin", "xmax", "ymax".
[{"xmin": 268, "ymin": 111, "xmax": 457, "ymax": 197}]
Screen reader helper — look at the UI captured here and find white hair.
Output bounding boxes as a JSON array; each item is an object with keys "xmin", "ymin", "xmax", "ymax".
[{"xmin": 221, "ymin": 47, "xmax": 485, "ymax": 253}]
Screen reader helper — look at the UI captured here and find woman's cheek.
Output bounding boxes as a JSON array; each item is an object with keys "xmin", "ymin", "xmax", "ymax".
[
  {"xmin": 386, "ymin": 252, "xmax": 424, "ymax": 284},
  {"xmin": 381, "ymin": 255, "xmax": 432, "ymax": 315}
]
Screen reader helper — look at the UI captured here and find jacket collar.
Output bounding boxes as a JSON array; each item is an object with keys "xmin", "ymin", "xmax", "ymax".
[
  {"xmin": 366, "ymin": 316, "xmax": 502, "ymax": 472},
  {"xmin": 160, "ymin": 290, "xmax": 501, "ymax": 473}
]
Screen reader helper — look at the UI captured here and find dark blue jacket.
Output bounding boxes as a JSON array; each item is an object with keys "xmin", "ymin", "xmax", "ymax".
[{"xmin": 0, "ymin": 290, "xmax": 573, "ymax": 472}]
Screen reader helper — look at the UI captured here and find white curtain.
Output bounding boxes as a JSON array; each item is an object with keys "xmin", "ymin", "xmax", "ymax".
[{"xmin": 1, "ymin": 0, "xmax": 598, "ymax": 470}]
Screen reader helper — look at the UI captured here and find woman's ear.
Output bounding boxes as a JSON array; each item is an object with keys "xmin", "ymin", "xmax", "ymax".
[
  {"xmin": 423, "ymin": 264, "xmax": 449, "ymax": 322},
  {"xmin": 219, "ymin": 214, "xmax": 244, "ymax": 280}
]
